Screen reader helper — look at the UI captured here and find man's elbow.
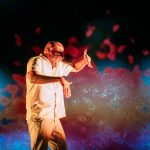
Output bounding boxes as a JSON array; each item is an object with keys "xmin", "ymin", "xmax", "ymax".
[
  {"xmin": 27, "ymin": 72, "xmax": 37, "ymax": 83},
  {"xmin": 72, "ymin": 66, "xmax": 80, "ymax": 73}
]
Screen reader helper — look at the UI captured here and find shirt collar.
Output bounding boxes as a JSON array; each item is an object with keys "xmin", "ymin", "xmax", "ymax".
[
  {"xmin": 39, "ymin": 53, "xmax": 61, "ymax": 68},
  {"xmin": 39, "ymin": 53, "xmax": 49, "ymax": 61}
]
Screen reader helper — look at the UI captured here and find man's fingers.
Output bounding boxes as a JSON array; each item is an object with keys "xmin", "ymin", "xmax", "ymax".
[
  {"xmin": 65, "ymin": 89, "xmax": 71, "ymax": 98},
  {"xmin": 85, "ymin": 55, "xmax": 93, "ymax": 68},
  {"xmin": 63, "ymin": 85, "xmax": 71, "ymax": 98},
  {"xmin": 88, "ymin": 63, "xmax": 93, "ymax": 68},
  {"xmin": 83, "ymin": 49, "xmax": 93, "ymax": 68},
  {"xmin": 84, "ymin": 49, "xmax": 87, "ymax": 56},
  {"xmin": 64, "ymin": 87, "xmax": 67, "ymax": 97},
  {"xmin": 67, "ymin": 87, "xmax": 71, "ymax": 98}
]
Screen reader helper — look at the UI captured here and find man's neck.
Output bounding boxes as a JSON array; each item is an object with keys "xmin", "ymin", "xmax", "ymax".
[
  {"xmin": 49, "ymin": 57, "xmax": 58, "ymax": 68},
  {"xmin": 44, "ymin": 53, "xmax": 59, "ymax": 68}
]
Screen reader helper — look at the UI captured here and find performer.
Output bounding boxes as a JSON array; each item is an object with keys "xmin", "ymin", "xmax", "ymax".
[{"xmin": 26, "ymin": 41, "xmax": 92, "ymax": 150}]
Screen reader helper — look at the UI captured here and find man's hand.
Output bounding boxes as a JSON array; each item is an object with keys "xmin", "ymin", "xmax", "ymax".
[
  {"xmin": 60, "ymin": 77, "xmax": 72, "ymax": 98},
  {"xmin": 84, "ymin": 49, "xmax": 93, "ymax": 68}
]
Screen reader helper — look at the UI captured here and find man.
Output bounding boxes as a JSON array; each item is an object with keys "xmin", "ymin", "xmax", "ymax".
[{"xmin": 26, "ymin": 41, "xmax": 92, "ymax": 150}]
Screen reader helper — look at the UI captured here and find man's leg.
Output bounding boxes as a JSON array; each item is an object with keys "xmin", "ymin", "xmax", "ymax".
[
  {"xmin": 27, "ymin": 118, "xmax": 48, "ymax": 150},
  {"xmin": 48, "ymin": 118, "xmax": 68, "ymax": 150},
  {"xmin": 27, "ymin": 117, "xmax": 68, "ymax": 150}
]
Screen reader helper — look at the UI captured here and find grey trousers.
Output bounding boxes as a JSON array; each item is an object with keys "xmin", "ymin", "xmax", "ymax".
[{"xmin": 27, "ymin": 117, "xmax": 68, "ymax": 150}]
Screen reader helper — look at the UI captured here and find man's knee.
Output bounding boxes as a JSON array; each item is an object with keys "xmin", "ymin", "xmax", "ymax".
[{"xmin": 48, "ymin": 131, "xmax": 68, "ymax": 150}]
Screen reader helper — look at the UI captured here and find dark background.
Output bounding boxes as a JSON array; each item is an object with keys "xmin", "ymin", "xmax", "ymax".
[{"xmin": 0, "ymin": 0, "xmax": 150, "ymax": 73}]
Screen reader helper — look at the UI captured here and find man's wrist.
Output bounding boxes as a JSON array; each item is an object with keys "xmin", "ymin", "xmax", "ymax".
[{"xmin": 60, "ymin": 76, "xmax": 65, "ymax": 85}]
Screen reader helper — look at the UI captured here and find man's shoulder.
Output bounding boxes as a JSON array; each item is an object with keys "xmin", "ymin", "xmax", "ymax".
[
  {"xmin": 28, "ymin": 53, "xmax": 45, "ymax": 61},
  {"xmin": 28, "ymin": 56, "xmax": 39, "ymax": 62},
  {"xmin": 27, "ymin": 55, "xmax": 44, "ymax": 64}
]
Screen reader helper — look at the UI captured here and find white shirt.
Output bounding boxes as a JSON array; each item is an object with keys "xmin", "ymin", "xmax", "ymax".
[{"xmin": 26, "ymin": 53, "xmax": 73, "ymax": 120}]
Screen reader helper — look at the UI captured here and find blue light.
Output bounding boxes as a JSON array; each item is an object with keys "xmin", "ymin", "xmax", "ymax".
[
  {"xmin": 0, "ymin": 104, "xmax": 4, "ymax": 111},
  {"xmin": 142, "ymin": 75, "xmax": 150, "ymax": 87},
  {"xmin": 95, "ymin": 58, "xmax": 130, "ymax": 73},
  {"xmin": 0, "ymin": 131, "xmax": 30, "ymax": 150},
  {"xmin": 0, "ymin": 69, "xmax": 13, "ymax": 97},
  {"xmin": 140, "ymin": 57, "xmax": 150, "ymax": 71}
]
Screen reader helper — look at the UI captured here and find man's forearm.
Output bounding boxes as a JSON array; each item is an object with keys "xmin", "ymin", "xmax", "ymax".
[
  {"xmin": 73, "ymin": 57, "xmax": 87, "ymax": 72},
  {"xmin": 29, "ymin": 74, "xmax": 61, "ymax": 84}
]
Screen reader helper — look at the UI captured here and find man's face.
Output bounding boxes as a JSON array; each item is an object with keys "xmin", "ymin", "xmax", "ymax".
[{"xmin": 44, "ymin": 42, "xmax": 64, "ymax": 61}]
